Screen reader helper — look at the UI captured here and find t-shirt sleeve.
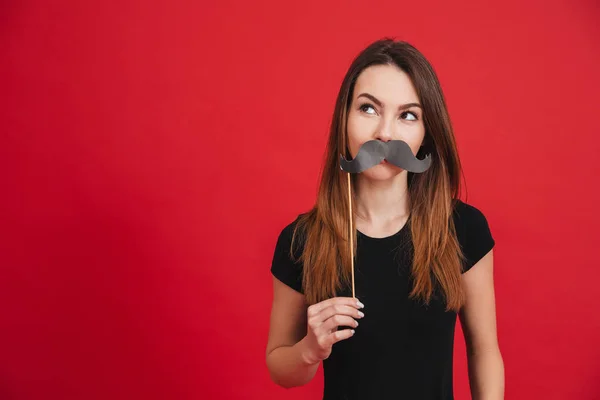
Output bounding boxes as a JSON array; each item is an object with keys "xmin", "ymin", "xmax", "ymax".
[
  {"xmin": 270, "ymin": 217, "xmax": 305, "ymax": 294},
  {"xmin": 453, "ymin": 201, "xmax": 495, "ymax": 273}
]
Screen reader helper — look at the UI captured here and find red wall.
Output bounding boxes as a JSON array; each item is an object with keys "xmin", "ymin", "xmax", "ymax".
[{"xmin": 1, "ymin": 1, "xmax": 599, "ymax": 399}]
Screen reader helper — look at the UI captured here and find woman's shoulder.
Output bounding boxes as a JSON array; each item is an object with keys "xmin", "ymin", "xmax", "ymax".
[
  {"xmin": 452, "ymin": 199, "xmax": 493, "ymax": 229},
  {"xmin": 451, "ymin": 199, "xmax": 495, "ymax": 272},
  {"xmin": 276, "ymin": 212, "xmax": 309, "ymax": 249},
  {"xmin": 270, "ymin": 212, "xmax": 309, "ymax": 293}
]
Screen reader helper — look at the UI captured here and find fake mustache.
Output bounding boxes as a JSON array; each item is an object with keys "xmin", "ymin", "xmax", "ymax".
[{"xmin": 339, "ymin": 140, "xmax": 432, "ymax": 173}]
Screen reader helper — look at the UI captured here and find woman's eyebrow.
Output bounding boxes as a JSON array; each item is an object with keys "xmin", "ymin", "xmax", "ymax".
[{"xmin": 357, "ymin": 92, "xmax": 422, "ymax": 110}]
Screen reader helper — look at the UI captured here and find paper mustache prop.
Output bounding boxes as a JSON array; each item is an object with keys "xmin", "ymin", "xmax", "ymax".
[
  {"xmin": 339, "ymin": 139, "xmax": 432, "ymax": 173},
  {"xmin": 339, "ymin": 140, "xmax": 432, "ymax": 298}
]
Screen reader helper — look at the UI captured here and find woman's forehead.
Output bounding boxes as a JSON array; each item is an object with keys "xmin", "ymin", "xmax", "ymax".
[{"xmin": 354, "ymin": 65, "xmax": 419, "ymax": 104}]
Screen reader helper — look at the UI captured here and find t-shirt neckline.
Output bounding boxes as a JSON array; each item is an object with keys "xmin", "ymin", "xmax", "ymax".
[{"xmin": 356, "ymin": 217, "xmax": 410, "ymax": 241}]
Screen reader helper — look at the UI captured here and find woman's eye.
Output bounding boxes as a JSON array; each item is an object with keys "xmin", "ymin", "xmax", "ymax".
[
  {"xmin": 401, "ymin": 111, "xmax": 418, "ymax": 121},
  {"xmin": 359, "ymin": 103, "xmax": 376, "ymax": 115}
]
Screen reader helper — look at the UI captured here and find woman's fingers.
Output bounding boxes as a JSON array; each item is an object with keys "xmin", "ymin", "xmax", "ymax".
[
  {"xmin": 307, "ymin": 297, "xmax": 364, "ymax": 316},
  {"xmin": 317, "ymin": 304, "xmax": 364, "ymax": 325},
  {"xmin": 320, "ymin": 314, "xmax": 359, "ymax": 333},
  {"xmin": 327, "ymin": 328, "xmax": 355, "ymax": 346},
  {"xmin": 304, "ymin": 297, "xmax": 364, "ymax": 363}
]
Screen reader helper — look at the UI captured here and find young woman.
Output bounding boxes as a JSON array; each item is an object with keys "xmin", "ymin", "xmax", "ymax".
[{"xmin": 265, "ymin": 38, "xmax": 505, "ymax": 400}]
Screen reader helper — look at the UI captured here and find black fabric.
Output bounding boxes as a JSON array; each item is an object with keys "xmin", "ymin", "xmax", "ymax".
[{"xmin": 270, "ymin": 199, "xmax": 495, "ymax": 400}]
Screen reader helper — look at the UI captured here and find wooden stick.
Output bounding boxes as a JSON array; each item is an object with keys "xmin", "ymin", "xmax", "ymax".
[{"xmin": 347, "ymin": 172, "xmax": 355, "ymax": 299}]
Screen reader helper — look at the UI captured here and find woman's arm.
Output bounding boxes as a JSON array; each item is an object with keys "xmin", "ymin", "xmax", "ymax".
[
  {"xmin": 459, "ymin": 249, "xmax": 505, "ymax": 400},
  {"xmin": 265, "ymin": 276, "xmax": 320, "ymax": 388}
]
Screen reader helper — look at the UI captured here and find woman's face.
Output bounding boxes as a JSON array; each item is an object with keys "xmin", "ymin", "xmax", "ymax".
[{"xmin": 346, "ymin": 64, "xmax": 426, "ymax": 181}]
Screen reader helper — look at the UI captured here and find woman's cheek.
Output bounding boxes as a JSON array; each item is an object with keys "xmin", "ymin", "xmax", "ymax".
[
  {"xmin": 407, "ymin": 127, "xmax": 425, "ymax": 154},
  {"xmin": 346, "ymin": 123, "xmax": 364, "ymax": 157}
]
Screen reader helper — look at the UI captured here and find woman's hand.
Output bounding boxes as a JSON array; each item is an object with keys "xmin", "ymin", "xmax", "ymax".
[{"xmin": 300, "ymin": 297, "xmax": 365, "ymax": 365}]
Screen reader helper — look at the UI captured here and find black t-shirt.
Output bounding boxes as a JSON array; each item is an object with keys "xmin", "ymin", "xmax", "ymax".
[{"xmin": 270, "ymin": 199, "xmax": 495, "ymax": 400}]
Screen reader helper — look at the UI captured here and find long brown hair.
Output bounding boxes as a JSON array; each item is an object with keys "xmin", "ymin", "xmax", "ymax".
[{"xmin": 290, "ymin": 38, "xmax": 467, "ymax": 312}]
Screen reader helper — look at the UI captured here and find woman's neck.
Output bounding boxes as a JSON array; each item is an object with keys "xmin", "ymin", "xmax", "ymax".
[{"xmin": 354, "ymin": 172, "xmax": 410, "ymax": 226}]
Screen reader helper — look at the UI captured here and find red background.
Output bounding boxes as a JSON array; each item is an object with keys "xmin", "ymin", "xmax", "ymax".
[{"xmin": 1, "ymin": 1, "xmax": 599, "ymax": 399}]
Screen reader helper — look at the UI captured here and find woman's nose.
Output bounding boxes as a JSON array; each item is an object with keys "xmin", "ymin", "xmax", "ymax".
[{"xmin": 374, "ymin": 119, "xmax": 394, "ymax": 141}]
